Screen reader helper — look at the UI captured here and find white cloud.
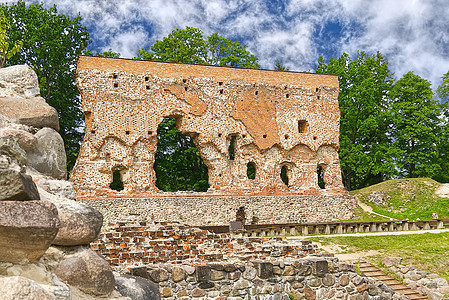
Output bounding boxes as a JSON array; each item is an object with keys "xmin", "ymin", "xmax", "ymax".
[{"xmin": 21, "ymin": 0, "xmax": 449, "ymax": 89}]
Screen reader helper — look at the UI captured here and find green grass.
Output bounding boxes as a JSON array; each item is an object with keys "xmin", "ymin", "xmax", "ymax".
[
  {"xmin": 351, "ymin": 178, "xmax": 449, "ymax": 220},
  {"xmin": 309, "ymin": 232, "xmax": 449, "ymax": 280},
  {"xmin": 345, "ymin": 206, "xmax": 390, "ymax": 222}
]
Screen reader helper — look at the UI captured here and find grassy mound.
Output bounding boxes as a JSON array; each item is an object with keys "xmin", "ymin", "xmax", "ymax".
[{"xmin": 351, "ymin": 178, "xmax": 449, "ymax": 220}]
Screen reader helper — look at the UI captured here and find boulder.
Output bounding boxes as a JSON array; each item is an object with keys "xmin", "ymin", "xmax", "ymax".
[
  {"xmin": 0, "ymin": 135, "xmax": 27, "ymax": 167},
  {"xmin": 27, "ymin": 128, "xmax": 66, "ymax": 180},
  {"xmin": 0, "ymin": 96, "xmax": 59, "ymax": 131},
  {"xmin": 0, "ymin": 65, "xmax": 40, "ymax": 98},
  {"xmin": 0, "ymin": 276, "xmax": 56, "ymax": 300},
  {"xmin": 55, "ymin": 248, "xmax": 115, "ymax": 296},
  {"xmin": 0, "ymin": 128, "xmax": 37, "ymax": 151},
  {"xmin": 0, "ymin": 168, "xmax": 40, "ymax": 200},
  {"xmin": 115, "ymin": 273, "xmax": 161, "ymax": 300},
  {"xmin": 51, "ymin": 200, "xmax": 103, "ymax": 246},
  {"xmin": 46, "ymin": 180, "xmax": 76, "ymax": 200},
  {"xmin": 0, "ymin": 200, "xmax": 59, "ymax": 263}
]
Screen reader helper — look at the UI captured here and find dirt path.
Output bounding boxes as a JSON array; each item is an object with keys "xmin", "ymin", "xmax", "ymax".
[
  {"xmin": 435, "ymin": 183, "xmax": 449, "ymax": 197},
  {"xmin": 356, "ymin": 196, "xmax": 392, "ymax": 219}
]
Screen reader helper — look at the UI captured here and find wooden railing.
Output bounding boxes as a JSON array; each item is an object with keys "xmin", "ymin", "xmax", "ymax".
[{"xmin": 200, "ymin": 219, "xmax": 449, "ymax": 237}]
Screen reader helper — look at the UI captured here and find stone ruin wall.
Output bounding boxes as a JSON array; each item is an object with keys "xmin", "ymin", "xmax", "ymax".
[{"xmin": 71, "ymin": 56, "xmax": 345, "ymax": 199}]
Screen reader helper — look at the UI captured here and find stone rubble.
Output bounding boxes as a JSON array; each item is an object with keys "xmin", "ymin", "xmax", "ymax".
[{"xmin": 382, "ymin": 257, "xmax": 449, "ymax": 300}]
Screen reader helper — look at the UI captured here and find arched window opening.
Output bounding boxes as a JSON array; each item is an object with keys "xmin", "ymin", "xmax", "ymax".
[
  {"xmin": 247, "ymin": 162, "xmax": 256, "ymax": 180},
  {"xmin": 280, "ymin": 165, "xmax": 289, "ymax": 186},
  {"xmin": 110, "ymin": 170, "xmax": 124, "ymax": 191},
  {"xmin": 317, "ymin": 166, "xmax": 325, "ymax": 189},
  {"xmin": 154, "ymin": 117, "xmax": 209, "ymax": 192},
  {"xmin": 228, "ymin": 135, "xmax": 237, "ymax": 160}
]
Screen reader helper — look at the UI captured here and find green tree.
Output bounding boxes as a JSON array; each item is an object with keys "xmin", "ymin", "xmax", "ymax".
[
  {"xmin": 2, "ymin": 2, "xmax": 90, "ymax": 172},
  {"xmin": 136, "ymin": 26, "xmax": 260, "ymax": 68},
  {"xmin": 84, "ymin": 48, "xmax": 120, "ymax": 58},
  {"xmin": 136, "ymin": 27, "xmax": 260, "ymax": 191},
  {"xmin": 437, "ymin": 70, "xmax": 449, "ymax": 101},
  {"xmin": 390, "ymin": 71, "xmax": 441, "ymax": 178},
  {"xmin": 0, "ymin": 10, "xmax": 22, "ymax": 68},
  {"xmin": 316, "ymin": 52, "xmax": 400, "ymax": 190},
  {"xmin": 274, "ymin": 61, "xmax": 289, "ymax": 71}
]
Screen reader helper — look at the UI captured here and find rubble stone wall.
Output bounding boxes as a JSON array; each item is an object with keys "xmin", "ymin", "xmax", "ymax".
[
  {"xmin": 72, "ymin": 56, "xmax": 346, "ymax": 200},
  {"xmin": 79, "ymin": 195, "xmax": 357, "ymax": 227}
]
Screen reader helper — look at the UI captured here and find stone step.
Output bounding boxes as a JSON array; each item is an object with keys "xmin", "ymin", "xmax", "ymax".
[
  {"xmin": 359, "ymin": 266, "xmax": 379, "ymax": 272},
  {"xmin": 362, "ymin": 271, "xmax": 386, "ymax": 277}
]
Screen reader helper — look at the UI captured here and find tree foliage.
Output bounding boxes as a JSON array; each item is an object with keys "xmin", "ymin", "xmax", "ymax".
[
  {"xmin": 390, "ymin": 71, "xmax": 441, "ymax": 178},
  {"xmin": 2, "ymin": 1, "xmax": 90, "ymax": 172},
  {"xmin": 0, "ymin": 10, "xmax": 22, "ymax": 68},
  {"xmin": 437, "ymin": 70, "xmax": 449, "ymax": 102},
  {"xmin": 154, "ymin": 118, "xmax": 209, "ymax": 192},
  {"xmin": 136, "ymin": 27, "xmax": 260, "ymax": 69},
  {"xmin": 316, "ymin": 52, "xmax": 400, "ymax": 190},
  {"xmin": 84, "ymin": 48, "xmax": 120, "ymax": 58}
]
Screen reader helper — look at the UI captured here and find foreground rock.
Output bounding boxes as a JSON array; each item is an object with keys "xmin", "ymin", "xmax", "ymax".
[
  {"xmin": 0, "ymin": 276, "xmax": 55, "ymax": 300},
  {"xmin": 26, "ymin": 127, "xmax": 66, "ymax": 180},
  {"xmin": 0, "ymin": 136, "xmax": 40, "ymax": 200},
  {"xmin": 0, "ymin": 200, "xmax": 59, "ymax": 263},
  {"xmin": 55, "ymin": 248, "xmax": 115, "ymax": 296},
  {"xmin": 51, "ymin": 200, "xmax": 103, "ymax": 246},
  {"xmin": 115, "ymin": 273, "xmax": 161, "ymax": 300}
]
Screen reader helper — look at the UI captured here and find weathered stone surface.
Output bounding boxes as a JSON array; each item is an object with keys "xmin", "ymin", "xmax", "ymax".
[
  {"xmin": 0, "ymin": 136, "xmax": 27, "ymax": 166},
  {"xmin": 55, "ymin": 248, "xmax": 115, "ymax": 296},
  {"xmin": 243, "ymin": 266, "xmax": 257, "ymax": 280},
  {"xmin": 114, "ymin": 273, "xmax": 161, "ymax": 300},
  {"xmin": 196, "ymin": 265, "xmax": 211, "ymax": 282},
  {"xmin": 149, "ymin": 268, "xmax": 169, "ymax": 283},
  {"xmin": 0, "ymin": 169, "xmax": 40, "ymax": 201},
  {"xmin": 0, "ymin": 276, "xmax": 55, "ymax": 300},
  {"xmin": 0, "ymin": 65, "xmax": 39, "ymax": 97},
  {"xmin": 161, "ymin": 287, "xmax": 171, "ymax": 297},
  {"xmin": 339, "ymin": 273, "xmax": 350, "ymax": 286},
  {"xmin": 381, "ymin": 257, "xmax": 402, "ymax": 267},
  {"xmin": 211, "ymin": 269, "xmax": 226, "ymax": 281},
  {"xmin": 0, "ymin": 128, "xmax": 37, "ymax": 151},
  {"xmin": 322, "ymin": 273, "xmax": 335, "ymax": 286},
  {"xmin": 46, "ymin": 180, "xmax": 76, "ymax": 200},
  {"xmin": 172, "ymin": 266, "xmax": 186, "ymax": 282},
  {"xmin": 234, "ymin": 278, "xmax": 251, "ymax": 290},
  {"xmin": 0, "ymin": 96, "xmax": 59, "ymax": 131},
  {"xmin": 307, "ymin": 257, "xmax": 328, "ymax": 277},
  {"xmin": 255, "ymin": 261, "xmax": 273, "ymax": 279},
  {"xmin": 51, "ymin": 200, "xmax": 103, "ymax": 246},
  {"xmin": 0, "ymin": 200, "xmax": 59, "ymax": 263},
  {"xmin": 282, "ymin": 265, "xmax": 295, "ymax": 276},
  {"xmin": 191, "ymin": 287, "xmax": 206, "ymax": 297},
  {"xmin": 27, "ymin": 128, "xmax": 66, "ymax": 180}
]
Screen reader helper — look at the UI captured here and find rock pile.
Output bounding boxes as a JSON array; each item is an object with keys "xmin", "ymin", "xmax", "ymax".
[
  {"xmin": 382, "ymin": 257, "xmax": 449, "ymax": 300},
  {"xmin": 0, "ymin": 65, "xmax": 158, "ymax": 299}
]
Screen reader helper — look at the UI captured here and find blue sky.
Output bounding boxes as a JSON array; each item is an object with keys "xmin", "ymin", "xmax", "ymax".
[{"xmin": 24, "ymin": 0, "xmax": 449, "ymax": 89}]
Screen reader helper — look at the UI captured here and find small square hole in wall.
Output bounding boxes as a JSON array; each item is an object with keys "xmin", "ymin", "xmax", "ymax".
[
  {"xmin": 263, "ymin": 134, "xmax": 267, "ymax": 139},
  {"xmin": 146, "ymin": 85, "xmax": 150, "ymax": 90},
  {"xmin": 242, "ymin": 134, "xmax": 246, "ymax": 138},
  {"xmin": 313, "ymin": 136, "xmax": 317, "ymax": 140},
  {"xmin": 183, "ymin": 79, "xmax": 187, "ymax": 83},
  {"xmin": 218, "ymin": 133, "xmax": 222, "ymax": 138},
  {"xmin": 316, "ymin": 87, "xmax": 319, "ymax": 92},
  {"xmin": 126, "ymin": 131, "xmax": 130, "ymax": 135},
  {"xmin": 185, "ymin": 87, "xmax": 188, "ymax": 91},
  {"xmin": 148, "ymin": 131, "xmax": 152, "ymax": 135},
  {"xmin": 284, "ymin": 134, "xmax": 289, "ymax": 139},
  {"xmin": 255, "ymin": 91, "xmax": 258, "ymax": 95},
  {"xmin": 285, "ymin": 86, "xmax": 288, "ymax": 90},
  {"xmin": 286, "ymin": 94, "xmax": 289, "ymax": 98},
  {"xmin": 145, "ymin": 76, "xmax": 149, "ymax": 81},
  {"xmin": 298, "ymin": 120, "xmax": 308, "ymax": 133},
  {"xmin": 91, "ymin": 130, "xmax": 95, "ymax": 134},
  {"xmin": 114, "ymin": 83, "xmax": 118, "ymax": 88},
  {"xmin": 113, "ymin": 74, "xmax": 118, "ymax": 79},
  {"xmin": 220, "ymin": 89, "xmax": 223, "ymax": 94},
  {"xmin": 219, "ymin": 82, "xmax": 223, "ymax": 86}
]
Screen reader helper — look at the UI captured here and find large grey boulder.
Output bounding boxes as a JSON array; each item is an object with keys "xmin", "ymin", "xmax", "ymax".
[
  {"xmin": 0, "ymin": 65, "xmax": 59, "ymax": 131},
  {"xmin": 0, "ymin": 276, "xmax": 56, "ymax": 300},
  {"xmin": 0, "ymin": 200, "xmax": 59, "ymax": 263},
  {"xmin": 0, "ymin": 65, "xmax": 40, "ymax": 98},
  {"xmin": 0, "ymin": 96, "xmax": 59, "ymax": 131},
  {"xmin": 27, "ymin": 127, "xmax": 66, "ymax": 180},
  {"xmin": 115, "ymin": 273, "xmax": 161, "ymax": 300},
  {"xmin": 51, "ymin": 200, "xmax": 103, "ymax": 246},
  {"xmin": 0, "ymin": 128, "xmax": 37, "ymax": 151},
  {"xmin": 55, "ymin": 248, "xmax": 115, "ymax": 296},
  {"xmin": 0, "ymin": 136, "xmax": 40, "ymax": 200}
]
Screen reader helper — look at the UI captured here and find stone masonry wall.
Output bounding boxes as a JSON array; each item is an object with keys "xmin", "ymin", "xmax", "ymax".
[
  {"xmin": 71, "ymin": 56, "xmax": 346, "ymax": 199},
  {"xmin": 124, "ymin": 258, "xmax": 402, "ymax": 300},
  {"xmin": 79, "ymin": 195, "xmax": 357, "ymax": 226}
]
